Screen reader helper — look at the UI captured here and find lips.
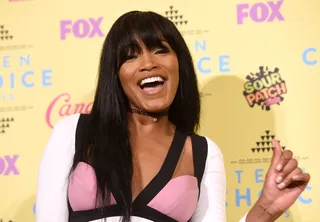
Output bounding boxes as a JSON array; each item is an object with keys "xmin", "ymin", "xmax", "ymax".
[{"xmin": 138, "ymin": 76, "xmax": 167, "ymax": 95}]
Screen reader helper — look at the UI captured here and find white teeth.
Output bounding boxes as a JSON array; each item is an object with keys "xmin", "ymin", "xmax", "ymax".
[{"xmin": 140, "ymin": 76, "xmax": 164, "ymax": 86}]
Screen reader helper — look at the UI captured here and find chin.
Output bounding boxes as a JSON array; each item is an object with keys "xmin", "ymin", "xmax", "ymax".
[{"xmin": 140, "ymin": 101, "xmax": 170, "ymax": 113}]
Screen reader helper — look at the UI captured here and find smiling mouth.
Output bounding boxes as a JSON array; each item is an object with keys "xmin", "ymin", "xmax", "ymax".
[{"xmin": 139, "ymin": 76, "xmax": 166, "ymax": 94}]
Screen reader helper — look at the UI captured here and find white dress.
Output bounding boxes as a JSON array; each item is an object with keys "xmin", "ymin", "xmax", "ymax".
[{"xmin": 35, "ymin": 113, "xmax": 248, "ymax": 222}]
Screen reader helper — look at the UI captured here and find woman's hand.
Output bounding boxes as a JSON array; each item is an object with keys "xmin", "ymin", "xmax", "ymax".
[{"xmin": 246, "ymin": 139, "xmax": 311, "ymax": 222}]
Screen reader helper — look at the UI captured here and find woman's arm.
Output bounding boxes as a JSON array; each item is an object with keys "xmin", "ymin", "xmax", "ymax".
[
  {"xmin": 191, "ymin": 137, "xmax": 247, "ymax": 222},
  {"xmin": 35, "ymin": 114, "xmax": 79, "ymax": 222},
  {"xmin": 191, "ymin": 137, "xmax": 310, "ymax": 222}
]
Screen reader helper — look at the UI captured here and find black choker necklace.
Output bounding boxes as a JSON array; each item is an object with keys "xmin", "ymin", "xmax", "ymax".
[{"xmin": 128, "ymin": 108, "xmax": 168, "ymax": 122}]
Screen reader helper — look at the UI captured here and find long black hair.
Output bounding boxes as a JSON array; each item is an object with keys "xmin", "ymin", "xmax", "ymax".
[{"xmin": 70, "ymin": 11, "xmax": 201, "ymax": 222}]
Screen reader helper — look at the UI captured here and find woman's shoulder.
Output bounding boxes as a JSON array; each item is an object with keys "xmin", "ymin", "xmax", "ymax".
[
  {"xmin": 53, "ymin": 113, "xmax": 82, "ymax": 130},
  {"xmin": 48, "ymin": 113, "xmax": 83, "ymax": 144},
  {"xmin": 189, "ymin": 134, "xmax": 224, "ymax": 176},
  {"xmin": 50, "ymin": 113, "xmax": 87, "ymax": 136},
  {"xmin": 203, "ymin": 136, "xmax": 223, "ymax": 157},
  {"xmin": 197, "ymin": 135, "xmax": 225, "ymax": 176},
  {"xmin": 39, "ymin": 114, "xmax": 84, "ymax": 173},
  {"xmin": 192, "ymin": 133, "xmax": 223, "ymax": 158}
]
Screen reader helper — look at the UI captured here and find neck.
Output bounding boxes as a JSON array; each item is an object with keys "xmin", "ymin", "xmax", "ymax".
[
  {"xmin": 127, "ymin": 107, "xmax": 174, "ymax": 136},
  {"xmin": 129, "ymin": 108, "xmax": 168, "ymax": 122}
]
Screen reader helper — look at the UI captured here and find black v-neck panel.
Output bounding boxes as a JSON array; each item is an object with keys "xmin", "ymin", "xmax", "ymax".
[
  {"xmin": 129, "ymin": 128, "xmax": 187, "ymax": 206},
  {"xmin": 68, "ymin": 114, "xmax": 209, "ymax": 222},
  {"xmin": 190, "ymin": 134, "xmax": 208, "ymax": 193}
]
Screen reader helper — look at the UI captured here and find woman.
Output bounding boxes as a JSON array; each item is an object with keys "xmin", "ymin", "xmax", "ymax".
[{"xmin": 36, "ymin": 11, "xmax": 310, "ymax": 222}]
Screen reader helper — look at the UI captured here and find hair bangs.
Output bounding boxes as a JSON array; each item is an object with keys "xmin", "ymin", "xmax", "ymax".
[{"xmin": 115, "ymin": 11, "xmax": 174, "ymax": 69}]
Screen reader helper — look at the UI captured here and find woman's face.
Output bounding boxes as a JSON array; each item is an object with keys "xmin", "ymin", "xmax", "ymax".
[{"xmin": 119, "ymin": 40, "xmax": 179, "ymax": 113}]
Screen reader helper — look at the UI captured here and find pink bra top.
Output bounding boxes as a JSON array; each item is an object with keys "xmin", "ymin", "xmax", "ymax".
[
  {"xmin": 67, "ymin": 115, "xmax": 209, "ymax": 222},
  {"xmin": 68, "ymin": 162, "xmax": 199, "ymax": 222}
]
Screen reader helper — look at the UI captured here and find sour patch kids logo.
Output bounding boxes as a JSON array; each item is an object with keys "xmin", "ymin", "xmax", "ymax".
[{"xmin": 243, "ymin": 66, "xmax": 287, "ymax": 111}]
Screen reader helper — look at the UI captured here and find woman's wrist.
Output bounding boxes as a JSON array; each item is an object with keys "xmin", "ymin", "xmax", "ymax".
[{"xmin": 246, "ymin": 197, "xmax": 280, "ymax": 222}]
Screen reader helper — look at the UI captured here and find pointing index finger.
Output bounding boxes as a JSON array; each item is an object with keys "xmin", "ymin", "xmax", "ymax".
[{"xmin": 270, "ymin": 139, "xmax": 283, "ymax": 170}]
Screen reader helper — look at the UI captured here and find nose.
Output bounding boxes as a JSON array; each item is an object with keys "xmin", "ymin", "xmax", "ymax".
[{"xmin": 139, "ymin": 52, "xmax": 157, "ymax": 72}]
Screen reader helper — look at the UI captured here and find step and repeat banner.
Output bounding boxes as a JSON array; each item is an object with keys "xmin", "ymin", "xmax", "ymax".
[{"xmin": 0, "ymin": 0, "xmax": 319, "ymax": 221}]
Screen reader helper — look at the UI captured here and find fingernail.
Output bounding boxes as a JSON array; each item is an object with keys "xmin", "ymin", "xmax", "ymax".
[
  {"xmin": 278, "ymin": 182, "xmax": 286, "ymax": 189},
  {"xmin": 276, "ymin": 164, "xmax": 283, "ymax": 171},
  {"xmin": 292, "ymin": 175, "xmax": 299, "ymax": 180},
  {"xmin": 276, "ymin": 176, "xmax": 283, "ymax": 183},
  {"xmin": 272, "ymin": 139, "xmax": 276, "ymax": 147}
]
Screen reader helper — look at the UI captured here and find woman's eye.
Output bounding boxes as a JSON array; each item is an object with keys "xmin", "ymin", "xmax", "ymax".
[
  {"xmin": 155, "ymin": 47, "xmax": 169, "ymax": 54},
  {"xmin": 126, "ymin": 54, "xmax": 137, "ymax": 60}
]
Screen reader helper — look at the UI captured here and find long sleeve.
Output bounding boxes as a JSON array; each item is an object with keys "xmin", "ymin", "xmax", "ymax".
[
  {"xmin": 35, "ymin": 114, "xmax": 80, "ymax": 222},
  {"xmin": 191, "ymin": 137, "xmax": 248, "ymax": 222}
]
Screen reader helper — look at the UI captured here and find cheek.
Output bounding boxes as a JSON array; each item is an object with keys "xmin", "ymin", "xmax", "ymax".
[
  {"xmin": 119, "ymin": 68, "xmax": 132, "ymax": 90},
  {"xmin": 120, "ymin": 76, "xmax": 134, "ymax": 96},
  {"xmin": 118, "ymin": 70, "xmax": 138, "ymax": 105},
  {"xmin": 172, "ymin": 62, "xmax": 180, "ymax": 88},
  {"xmin": 119, "ymin": 74, "xmax": 127, "ymax": 91}
]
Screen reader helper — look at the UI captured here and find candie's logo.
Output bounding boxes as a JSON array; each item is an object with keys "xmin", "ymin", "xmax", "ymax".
[
  {"xmin": 243, "ymin": 66, "xmax": 287, "ymax": 111},
  {"xmin": 46, "ymin": 93, "xmax": 92, "ymax": 128}
]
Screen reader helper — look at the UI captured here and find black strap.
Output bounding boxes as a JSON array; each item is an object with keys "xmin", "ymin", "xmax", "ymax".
[
  {"xmin": 190, "ymin": 134, "xmax": 208, "ymax": 195},
  {"xmin": 75, "ymin": 114, "xmax": 91, "ymax": 161},
  {"xmin": 187, "ymin": 134, "xmax": 208, "ymax": 222},
  {"xmin": 132, "ymin": 129, "xmax": 187, "ymax": 206},
  {"xmin": 68, "ymin": 114, "xmax": 92, "ymax": 214},
  {"xmin": 69, "ymin": 204, "xmax": 177, "ymax": 222},
  {"xmin": 69, "ymin": 204, "xmax": 122, "ymax": 222}
]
